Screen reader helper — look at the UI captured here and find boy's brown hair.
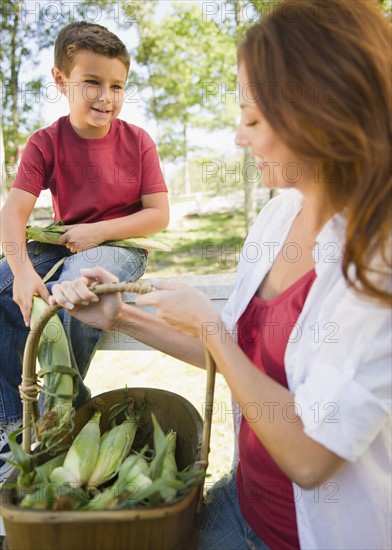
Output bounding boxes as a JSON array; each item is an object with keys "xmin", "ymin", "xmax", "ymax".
[{"xmin": 54, "ymin": 21, "xmax": 130, "ymax": 76}]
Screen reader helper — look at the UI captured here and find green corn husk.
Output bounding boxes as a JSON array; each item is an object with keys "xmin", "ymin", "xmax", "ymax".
[
  {"xmin": 148, "ymin": 413, "xmax": 170, "ymax": 482},
  {"xmin": 23, "ymin": 220, "xmax": 171, "ymax": 253},
  {"xmin": 31, "ymin": 297, "xmax": 78, "ymax": 449},
  {"xmin": 0, "ymin": 426, "xmax": 34, "ymax": 491},
  {"xmin": 87, "ymin": 410, "xmax": 139, "ymax": 491},
  {"xmin": 84, "ymin": 453, "xmax": 152, "ymax": 511},
  {"xmin": 159, "ymin": 430, "xmax": 178, "ymax": 502},
  {"xmin": 16, "ymin": 451, "xmax": 68, "ymax": 497},
  {"xmin": 145, "ymin": 415, "xmax": 185, "ymax": 507},
  {"xmin": 19, "ymin": 482, "xmax": 58, "ymax": 510},
  {"xmin": 16, "ymin": 453, "xmax": 66, "ymax": 506},
  {"xmin": 0, "ymin": 428, "xmax": 67, "ymax": 494},
  {"xmin": 50, "ymin": 411, "xmax": 102, "ymax": 487},
  {"xmin": 141, "ymin": 415, "xmax": 204, "ymax": 506},
  {"xmin": 19, "ymin": 482, "xmax": 89, "ymax": 511},
  {"xmin": 118, "ymin": 454, "xmax": 152, "ymax": 494},
  {"xmin": 86, "ymin": 426, "xmax": 134, "ymax": 491},
  {"xmin": 30, "ymin": 451, "xmax": 67, "ymax": 487}
]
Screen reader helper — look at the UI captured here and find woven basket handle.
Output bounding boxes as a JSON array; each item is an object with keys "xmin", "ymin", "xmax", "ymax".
[{"xmin": 21, "ymin": 280, "xmax": 217, "ymax": 479}]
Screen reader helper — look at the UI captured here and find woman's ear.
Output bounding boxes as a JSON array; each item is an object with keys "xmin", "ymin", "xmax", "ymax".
[{"xmin": 52, "ymin": 67, "xmax": 67, "ymax": 95}]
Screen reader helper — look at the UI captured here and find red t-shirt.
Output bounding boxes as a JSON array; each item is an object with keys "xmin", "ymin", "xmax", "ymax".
[
  {"xmin": 237, "ymin": 269, "xmax": 317, "ymax": 550},
  {"xmin": 12, "ymin": 116, "xmax": 167, "ymax": 224}
]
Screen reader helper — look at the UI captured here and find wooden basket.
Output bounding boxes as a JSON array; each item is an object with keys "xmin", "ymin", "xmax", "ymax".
[{"xmin": 0, "ymin": 282, "xmax": 216, "ymax": 550}]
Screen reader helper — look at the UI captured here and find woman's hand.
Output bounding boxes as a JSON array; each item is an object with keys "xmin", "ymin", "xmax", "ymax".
[
  {"xmin": 136, "ymin": 280, "xmax": 221, "ymax": 339},
  {"xmin": 49, "ymin": 268, "xmax": 222, "ymax": 342},
  {"xmin": 49, "ymin": 267, "xmax": 123, "ymax": 331}
]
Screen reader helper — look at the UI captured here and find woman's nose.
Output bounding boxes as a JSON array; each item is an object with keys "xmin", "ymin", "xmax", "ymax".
[{"xmin": 235, "ymin": 126, "xmax": 249, "ymax": 147}]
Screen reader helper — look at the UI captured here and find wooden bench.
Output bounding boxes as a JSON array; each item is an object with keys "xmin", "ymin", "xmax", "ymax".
[{"xmin": 99, "ymin": 273, "xmax": 235, "ymax": 351}]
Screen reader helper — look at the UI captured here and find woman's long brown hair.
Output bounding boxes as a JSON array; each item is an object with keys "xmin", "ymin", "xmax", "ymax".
[{"xmin": 239, "ymin": 0, "xmax": 391, "ymax": 305}]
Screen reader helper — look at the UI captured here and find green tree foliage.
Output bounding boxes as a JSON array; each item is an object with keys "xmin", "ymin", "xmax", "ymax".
[
  {"xmin": 0, "ymin": 1, "xmax": 72, "ymax": 175},
  {"xmin": 129, "ymin": 1, "xmax": 237, "ymax": 195},
  {"xmin": 0, "ymin": 0, "xmax": 117, "ymax": 186},
  {"xmin": 203, "ymin": 0, "xmax": 270, "ymax": 229},
  {"xmin": 170, "ymin": 151, "xmax": 246, "ymax": 197},
  {"xmin": 377, "ymin": 0, "xmax": 391, "ymax": 13}
]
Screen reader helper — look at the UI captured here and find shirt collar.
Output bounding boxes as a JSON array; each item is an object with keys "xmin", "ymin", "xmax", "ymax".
[{"xmin": 313, "ymin": 213, "xmax": 346, "ymax": 274}]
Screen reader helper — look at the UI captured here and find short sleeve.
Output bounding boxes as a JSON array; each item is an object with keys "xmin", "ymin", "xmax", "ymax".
[
  {"xmin": 294, "ymin": 288, "xmax": 391, "ymax": 462},
  {"xmin": 12, "ymin": 138, "xmax": 48, "ymax": 196},
  {"xmin": 139, "ymin": 132, "xmax": 167, "ymax": 195}
]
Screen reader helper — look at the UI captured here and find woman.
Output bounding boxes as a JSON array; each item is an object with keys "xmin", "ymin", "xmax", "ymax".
[{"xmin": 50, "ymin": 1, "xmax": 391, "ymax": 548}]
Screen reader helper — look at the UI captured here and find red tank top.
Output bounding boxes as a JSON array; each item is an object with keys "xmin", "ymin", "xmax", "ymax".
[{"xmin": 236, "ymin": 269, "xmax": 317, "ymax": 550}]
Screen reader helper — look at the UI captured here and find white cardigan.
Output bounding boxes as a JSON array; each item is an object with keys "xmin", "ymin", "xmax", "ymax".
[{"xmin": 221, "ymin": 189, "xmax": 392, "ymax": 550}]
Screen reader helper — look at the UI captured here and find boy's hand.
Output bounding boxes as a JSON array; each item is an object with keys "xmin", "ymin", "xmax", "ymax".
[
  {"xmin": 58, "ymin": 223, "xmax": 104, "ymax": 254},
  {"xmin": 13, "ymin": 271, "xmax": 50, "ymax": 327}
]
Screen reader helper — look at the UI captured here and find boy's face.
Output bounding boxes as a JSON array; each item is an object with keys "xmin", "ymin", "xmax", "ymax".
[{"xmin": 52, "ymin": 50, "xmax": 128, "ymax": 139}]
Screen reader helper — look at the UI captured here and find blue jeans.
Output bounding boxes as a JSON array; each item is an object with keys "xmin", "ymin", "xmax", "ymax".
[
  {"xmin": 0, "ymin": 242, "xmax": 147, "ymax": 424},
  {"xmin": 199, "ymin": 471, "xmax": 270, "ymax": 550}
]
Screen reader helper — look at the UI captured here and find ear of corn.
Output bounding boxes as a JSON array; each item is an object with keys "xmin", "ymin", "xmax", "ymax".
[
  {"xmin": 87, "ymin": 413, "xmax": 138, "ymax": 491},
  {"xmin": 117, "ymin": 454, "xmax": 152, "ymax": 495},
  {"xmin": 103, "ymin": 237, "xmax": 171, "ymax": 252},
  {"xmin": 33, "ymin": 451, "xmax": 67, "ymax": 485},
  {"xmin": 49, "ymin": 411, "xmax": 102, "ymax": 487},
  {"xmin": 86, "ymin": 427, "xmax": 133, "ymax": 491},
  {"xmin": 84, "ymin": 454, "xmax": 152, "ymax": 511},
  {"xmin": 21, "ymin": 221, "xmax": 172, "ymax": 253},
  {"xmin": 31, "ymin": 297, "xmax": 77, "ymax": 449},
  {"xmin": 48, "ymin": 465, "xmax": 79, "ymax": 486},
  {"xmin": 63, "ymin": 411, "xmax": 101, "ymax": 485},
  {"xmin": 0, "ymin": 220, "xmax": 171, "ymax": 260},
  {"xmin": 159, "ymin": 430, "xmax": 178, "ymax": 502},
  {"xmin": 148, "ymin": 413, "xmax": 169, "ymax": 481},
  {"xmin": 142, "ymin": 415, "xmax": 183, "ymax": 506}
]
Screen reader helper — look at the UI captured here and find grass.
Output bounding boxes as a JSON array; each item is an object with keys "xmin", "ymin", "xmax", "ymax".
[
  {"xmin": 145, "ymin": 210, "xmax": 247, "ymax": 276},
  {"xmin": 86, "ymin": 209, "xmax": 247, "ymax": 486}
]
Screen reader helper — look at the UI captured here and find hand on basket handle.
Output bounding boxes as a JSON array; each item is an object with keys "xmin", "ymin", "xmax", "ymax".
[
  {"xmin": 136, "ymin": 280, "xmax": 221, "ymax": 339},
  {"xmin": 49, "ymin": 267, "xmax": 124, "ymax": 331}
]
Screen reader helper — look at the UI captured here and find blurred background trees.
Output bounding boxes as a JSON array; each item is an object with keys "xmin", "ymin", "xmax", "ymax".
[{"xmin": 1, "ymin": 0, "xmax": 390, "ymax": 229}]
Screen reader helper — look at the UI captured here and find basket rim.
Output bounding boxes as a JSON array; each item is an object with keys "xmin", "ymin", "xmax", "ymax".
[{"xmin": 0, "ymin": 479, "xmax": 199, "ymax": 523}]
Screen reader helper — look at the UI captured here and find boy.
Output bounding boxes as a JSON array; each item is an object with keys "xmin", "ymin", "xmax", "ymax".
[{"xmin": 0, "ymin": 21, "xmax": 169, "ymax": 481}]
